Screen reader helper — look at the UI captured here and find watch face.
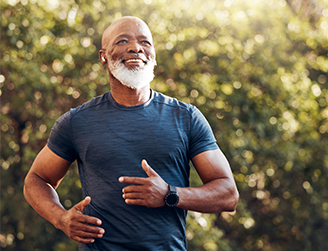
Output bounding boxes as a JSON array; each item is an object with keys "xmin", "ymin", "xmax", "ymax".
[{"xmin": 165, "ymin": 192, "xmax": 179, "ymax": 207}]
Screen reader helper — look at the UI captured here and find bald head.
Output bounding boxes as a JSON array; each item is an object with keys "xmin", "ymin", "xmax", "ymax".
[{"xmin": 101, "ymin": 16, "xmax": 153, "ymax": 49}]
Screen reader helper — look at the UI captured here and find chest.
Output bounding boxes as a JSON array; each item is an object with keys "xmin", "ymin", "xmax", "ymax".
[{"xmin": 71, "ymin": 108, "xmax": 191, "ymax": 181}]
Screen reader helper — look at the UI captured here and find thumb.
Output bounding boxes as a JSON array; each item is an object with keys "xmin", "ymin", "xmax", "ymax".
[
  {"xmin": 74, "ymin": 196, "xmax": 91, "ymax": 213},
  {"xmin": 142, "ymin": 159, "xmax": 159, "ymax": 177}
]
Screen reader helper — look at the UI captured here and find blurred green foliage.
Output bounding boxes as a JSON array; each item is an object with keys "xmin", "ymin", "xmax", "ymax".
[{"xmin": 1, "ymin": 0, "xmax": 328, "ymax": 250}]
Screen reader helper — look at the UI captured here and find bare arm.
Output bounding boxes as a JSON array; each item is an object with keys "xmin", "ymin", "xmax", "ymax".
[
  {"xmin": 176, "ymin": 148, "xmax": 239, "ymax": 213},
  {"xmin": 24, "ymin": 145, "xmax": 104, "ymax": 243},
  {"xmin": 119, "ymin": 149, "xmax": 239, "ymax": 213}
]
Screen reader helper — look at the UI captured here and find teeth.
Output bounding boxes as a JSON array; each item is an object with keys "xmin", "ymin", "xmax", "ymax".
[{"xmin": 125, "ymin": 59, "xmax": 143, "ymax": 63}]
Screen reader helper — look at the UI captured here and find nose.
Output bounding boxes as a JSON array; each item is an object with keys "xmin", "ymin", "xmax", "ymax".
[{"xmin": 128, "ymin": 41, "xmax": 144, "ymax": 54}]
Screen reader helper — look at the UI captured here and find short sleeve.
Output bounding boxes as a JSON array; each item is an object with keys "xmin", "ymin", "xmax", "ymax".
[
  {"xmin": 188, "ymin": 106, "xmax": 218, "ymax": 159},
  {"xmin": 47, "ymin": 110, "xmax": 77, "ymax": 162}
]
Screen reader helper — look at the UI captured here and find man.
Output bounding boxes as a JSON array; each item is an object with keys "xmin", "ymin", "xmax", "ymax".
[{"xmin": 24, "ymin": 16, "xmax": 239, "ymax": 250}]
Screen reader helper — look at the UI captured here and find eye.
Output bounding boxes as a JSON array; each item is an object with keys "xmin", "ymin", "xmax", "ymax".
[
  {"xmin": 117, "ymin": 40, "xmax": 128, "ymax": 44},
  {"xmin": 141, "ymin": 40, "xmax": 151, "ymax": 46}
]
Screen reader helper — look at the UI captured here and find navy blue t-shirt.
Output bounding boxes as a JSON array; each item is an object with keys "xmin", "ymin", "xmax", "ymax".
[{"xmin": 47, "ymin": 90, "xmax": 218, "ymax": 250}]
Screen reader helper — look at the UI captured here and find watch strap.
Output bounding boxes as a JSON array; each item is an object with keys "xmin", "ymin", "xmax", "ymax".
[{"xmin": 169, "ymin": 184, "xmax": 177, "ymax": 192}]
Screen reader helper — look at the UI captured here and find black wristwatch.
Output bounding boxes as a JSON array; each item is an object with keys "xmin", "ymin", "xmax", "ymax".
[{"xmin": 164, "ymin": 184, "xmax": 179, "ymax": 207}]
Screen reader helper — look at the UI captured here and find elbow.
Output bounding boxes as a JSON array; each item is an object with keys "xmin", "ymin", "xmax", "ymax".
[
  {"xmin": 230, "ymin": 188, "xmax": 239, "ymax": 211},
  {"xmin": 221, "ymin": 186, "xmax": 239, "ymax": 213},
  {"xmin": 23, "ymin": 172, "xmax": 42, "ymax": 203},
  {"xmin": 23, "ymin": 184, "xmax": 30, "ymax": 204},
  {"xmin": 23, "ymin": 174, "xmax": 31, "ymax": 202}
]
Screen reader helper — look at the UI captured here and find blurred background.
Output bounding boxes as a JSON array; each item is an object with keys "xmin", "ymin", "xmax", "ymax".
[{"xmin": 1, "ymin": 0, "xmax": 328, "ymax": 250}]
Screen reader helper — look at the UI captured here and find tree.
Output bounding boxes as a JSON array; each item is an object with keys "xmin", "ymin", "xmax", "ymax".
[{"xmin": 1, "ymin": 0, "xmax": 328, "ymax": 250}]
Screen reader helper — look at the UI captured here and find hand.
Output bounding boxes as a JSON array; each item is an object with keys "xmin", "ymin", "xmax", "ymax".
[
  {"xmin": 57, "ymin": 196, "xmax": 105, "ymax": 243},
  {"xmin": 118, "ymin": 160, "xmax": 169, "ymax": 208}
]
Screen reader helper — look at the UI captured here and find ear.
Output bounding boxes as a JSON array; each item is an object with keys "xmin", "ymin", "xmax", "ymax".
[{"xmin": 99, "ymin": 50, "xmax": 107, "ymax": 64}]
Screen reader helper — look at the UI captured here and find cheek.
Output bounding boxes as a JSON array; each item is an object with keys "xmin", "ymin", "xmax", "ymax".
[
  {"xmin": 109, "ymin": 48, "xmax": 124, "ymax": 61},
  {"xmin": 147, "ymin": 49, "xmax": 156, "ymax": 61}
]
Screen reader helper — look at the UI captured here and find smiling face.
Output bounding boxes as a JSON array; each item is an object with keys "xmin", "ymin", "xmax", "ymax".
[{"xmin": 100, "ymin": 17, "xmax": 156, "ymax": 89}]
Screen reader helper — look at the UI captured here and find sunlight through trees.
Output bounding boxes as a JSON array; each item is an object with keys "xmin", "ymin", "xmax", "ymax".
[{"xmin": 1, "ymin": 0, "xmax": 328, "ymax": 250}]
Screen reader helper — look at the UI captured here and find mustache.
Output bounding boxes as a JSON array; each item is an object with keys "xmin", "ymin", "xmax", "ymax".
[
  {"xmin": 121, "ymin": 53, "xmax": 147, "ymax": 62},
  {"xmin": 118, "ymin": 53, "xmax": 156, "ymax": 66}
]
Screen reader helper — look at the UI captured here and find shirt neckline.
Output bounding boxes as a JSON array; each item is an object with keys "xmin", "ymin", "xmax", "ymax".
[{"xmin": 107, "ymin": 89, "xmax": 154, "ymax": 110}]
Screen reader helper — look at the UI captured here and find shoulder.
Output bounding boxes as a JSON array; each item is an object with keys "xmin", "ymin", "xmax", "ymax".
[
  {"xmin": 152, "ymin": 91, "xmax": 196, "ymax": 114},
  {"xmin": 70, "ymin": 92, "xmax": 110, "ymax": 117}
]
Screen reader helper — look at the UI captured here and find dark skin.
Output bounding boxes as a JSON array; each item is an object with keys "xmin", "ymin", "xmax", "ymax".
[
  {"xmin": 24, "ymin": 16, "xmax": 239, "ymax": 244},
  {"xmin": 24, "ymin": 146, "xmax": 104, "ymax": 244},
  {"xmin": 120, "ymin": 152, "xmax": 239, "ymax": 213}
]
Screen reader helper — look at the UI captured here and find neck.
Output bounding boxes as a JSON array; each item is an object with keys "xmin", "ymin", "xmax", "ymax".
[{"xmin": 110, "ymin": 79, "xmax": 151, "ymax": 107}]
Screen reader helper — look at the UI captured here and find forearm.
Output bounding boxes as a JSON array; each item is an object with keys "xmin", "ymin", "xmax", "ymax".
[
  {"xmin": 176, "ymin": 178, "xmax": 239, "ymax": 213},
  {"xmin": 24, "ymin": 173, "xmax": 66, "ymax": 229}
]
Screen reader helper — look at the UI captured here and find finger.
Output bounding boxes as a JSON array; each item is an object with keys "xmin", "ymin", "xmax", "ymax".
[
  {"xmin": 122, "ymin": 184, "xmax": 144, "ymax": 193},
  {"xmin": 122, "ymin": 191, "xmax": 143, "ymax": 199},
  {"xmin": 76, "ymin": 232, "xmax": 104, "ymax": 241},
  {"xmin": 74, "ymin": 233, "xmax": 101, "ymax": 244},
  {"xmin": 74, "ymin": 236, "xmax": 96, "ymax": 244},
  {"xmin": 142, "ymin": 159, "xmax": 159, "ymax": 177},
  {"xmin": 74, "ymin": 196, "xmax": 91, "ymax": 213},
  {"xmin": 76, "ymin": 223, "xmax": 105, "ymax": 236},
  {"xmin": 80, "ymin": 214, "xmax": 103, "ymax": 226},
  {"xmin": 119, "ymin": 176, "xmax": 147, "ymax": 184},
  {"xmin": 124, "ymin": 198, "xmax": 144, "ymax": 206},
  {"xmin": 67, "ymin": 222, "xmax": 105, "ymax": 243}
]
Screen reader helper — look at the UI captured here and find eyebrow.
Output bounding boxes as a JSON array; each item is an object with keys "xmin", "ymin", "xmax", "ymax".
[
  {"xmin": 138, "ymin": 35, "xmax": 150, "ymax": 40},
  {"xmin": 114, "ymin": 34, "xmax": 151, "ymax": 40},
  {"xmin": 116, "ymin": 34, "xmax": 129, "ymax": 38}
]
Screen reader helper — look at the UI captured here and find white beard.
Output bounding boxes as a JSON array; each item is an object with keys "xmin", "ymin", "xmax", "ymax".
[{"xmin": 108, "ymin": 58, "xmax": 156, "ymax": 90}]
